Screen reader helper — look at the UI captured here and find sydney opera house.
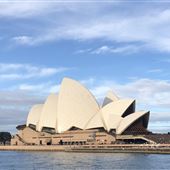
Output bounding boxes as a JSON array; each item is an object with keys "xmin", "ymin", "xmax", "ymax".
[{"xmin": 11, "ymin": 78, "xmax": 170, "ymax": 146}]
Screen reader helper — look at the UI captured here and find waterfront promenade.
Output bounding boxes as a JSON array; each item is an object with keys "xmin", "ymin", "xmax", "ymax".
[
  {"xmin": 1, "ymin": 144, "xmax": 170, "ymax": 154},
  {"xmin": 0, "ymin": 145, "xmax": 64, "ymax": 151}
]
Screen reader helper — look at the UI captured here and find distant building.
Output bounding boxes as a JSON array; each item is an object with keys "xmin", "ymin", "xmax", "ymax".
[{"xmin": 11, "ymin": 78, "xmax": 170, "ymax": 146}]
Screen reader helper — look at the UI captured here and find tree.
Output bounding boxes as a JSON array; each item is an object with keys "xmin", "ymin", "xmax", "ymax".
[{"xmin": 0, "ymin": 132, "xmax": 11, "ymax": 145}]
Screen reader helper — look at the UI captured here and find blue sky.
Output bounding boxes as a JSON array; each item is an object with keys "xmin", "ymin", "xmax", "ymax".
[{"xmin": 0, "ymin": 0, "xmax": 170, "ymax": 133}]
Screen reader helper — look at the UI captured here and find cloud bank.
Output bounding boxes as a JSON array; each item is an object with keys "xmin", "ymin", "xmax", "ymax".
[
  {"xmin": 3, "ymin": 2, "xmax": 170, "ymax": 53},
  {"xmin": 0, "ymin": 63, "xmax": 69, "ymax": 80}
]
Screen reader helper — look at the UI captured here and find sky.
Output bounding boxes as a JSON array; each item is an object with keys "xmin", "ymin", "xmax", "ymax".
[{"xmin": 1, "ymin": 0, "xmax": 170, "ymax": 133}]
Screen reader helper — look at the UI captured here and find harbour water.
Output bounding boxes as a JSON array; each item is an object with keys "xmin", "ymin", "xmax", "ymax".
[{"xmin": 0, "ymin": 151, "xmax": 170, "ymax": 170}]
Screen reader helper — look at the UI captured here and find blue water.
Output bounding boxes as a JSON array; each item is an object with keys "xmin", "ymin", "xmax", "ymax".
[{"xmin": 0, "ymin": 151, "xmax": 170, "ymax": 170}]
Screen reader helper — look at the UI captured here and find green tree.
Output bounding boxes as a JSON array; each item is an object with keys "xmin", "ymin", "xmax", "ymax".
[{"xmin": 0, "ymin": 132, "xmax": 11, "ymax": 145}]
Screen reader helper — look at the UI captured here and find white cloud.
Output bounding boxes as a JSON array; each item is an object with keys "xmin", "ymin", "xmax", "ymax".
[
  {"xmin": 0, "ymin": 63, "xmax": 25, "ymax": 72},
  {"xmin": 92, "ymin": 46, "xmax": 115, "ymax": 54},
  {"xmin": 80, "ymin": 78, "xmax": 170, "ymax": 123},
  {"xmin": 63, "ymin": 10, "xmax": 170, "ymax": 53},
  {"xmin": 75, "ymin": 48, "xmax": 92, "ymax": 54},
  {"xmin": 0, "ymin": 1, "xmax": 53, "ymax": 18},
  {"xmin": 8, "ymin": 4, "xmax": 170, "ymax": 53},
  {"xmin": 19, "ymin": 83, "xmax": 48, "ymax": 91},
  {"xmin": 19, "ymin": 82, "xmax": 60, "ymax": 94},
  {"xmin": 12, "ymin": 36, "xmax": 33, "ymax": 45},
  {"xmin": 0, "ymin": 63, "xmax": 69, "ymax": 80},
  {"xmin": 0, "ymin": 90, "xmax": 44, "ymax": 106},
  {"xmin": 49, "ymin": 84, "xmax": 60, "ymax": 93},
  {"xmin": 148, "ymin": 69, "xmax": 163, "ymax": 73},
  {"xmin": 0, "ymin": 1, "xmax": 98, "ymax": 19},
  {"xmin": 80, "ymin": 77, "xmax": 95, "ymax": 86},
  {"xmin": 89, "ymin": 45, "xmax": 140, "ymax": 54},
  {"xmin": 149, "ymin": 121, "xmax": 170, "ymax": 133},
  {"xmin": 1, "ymin": 1, "xmax": 170, "ymax": 54},
  {"xmin": 0, "ymin": 89, "xmax": 46, "ymax": 132},
  {"xmin": 0, "ymin": 79, "xmax": 62, "ymax": 132}
]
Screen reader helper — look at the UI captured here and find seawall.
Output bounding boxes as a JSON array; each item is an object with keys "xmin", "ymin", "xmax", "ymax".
[
  {"xmin": 1, "ymin": 144, "xmax": 170, "ymax": 154},
  {"xmin": 0, "ymin": 145, "xmax": 64, "ymax": 151}
]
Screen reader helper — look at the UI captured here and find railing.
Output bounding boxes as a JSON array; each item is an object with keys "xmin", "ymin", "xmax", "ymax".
[{"xmin": 64, "ymin": 143, "xmax": 170, "ymax": 152}]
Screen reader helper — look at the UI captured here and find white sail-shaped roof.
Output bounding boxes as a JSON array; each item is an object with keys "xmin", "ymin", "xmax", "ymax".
[
  {"xmin": 57, "ymin": 78, "xmax": 99, "ymax": 133},
  {"xmin": 116, "ymin": 111, "xmax": 150, "ymax": 135},
  {"xmin": 25, "ymin": 77, "xmax": 150, "ymax": 135},
  {"xmin": 101, "ymin": 102, "xmax": 124, "ymax": 131},
  {"xmin": 84, "ymin": 112, "xmax": 104, "ymax": 130},
  {"xmin": 102, "ymin": 90, "xmax": 119, "ymax": 107},
  {"xmin": 26, "ymin": 104, "xmax": 43, "ymax": 127},
  {"xmin": 102, "ymin": 99, "xmax": 135, "ymax": 117},
  {"xmin": 37, "ymin": 94, "xmax": 58, "ymax": 132}
]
